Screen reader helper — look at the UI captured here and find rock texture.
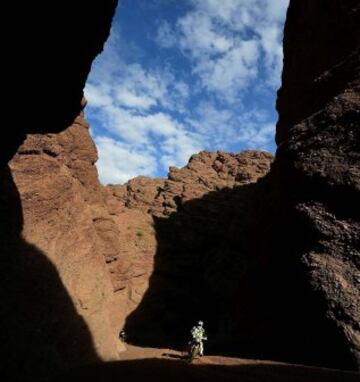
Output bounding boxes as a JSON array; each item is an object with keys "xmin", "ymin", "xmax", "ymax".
[
  {"xmin": 1, "ymin": 104, "xmax": 125, "ymax": 381},
  {"xmin": 108, "ymin": 151, "xmax": 272, "ymax": 216},
  {"xmin": 105, "ymin": 151, "xmax": 274, "ymax": 350},
  {"xmin": 102, "ymin": 0, "xmax": 360, "ymax": 371},
  {"xmin": 273, "ymin": 0, "xmax": 360, "ymax": 369}
]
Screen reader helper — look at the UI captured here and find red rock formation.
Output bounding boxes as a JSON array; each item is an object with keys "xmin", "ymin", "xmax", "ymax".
[
  {"xmin": 108, "ymin": 151, "xmax": 272, "ymax": 216},
  {"xmin": 103, "ymin": 1, "xmax": 360, "ymax": 370},
  {"xmin": 1, "ymin": 104, "xmax": 125, "ymax": 381},
  {"xmin": 12, "ymin": 102, "xmax": 124, "ymax": 352},
  {"xmin": 105, "ymin": 151, "xmax": 273, "ymax": 349}
]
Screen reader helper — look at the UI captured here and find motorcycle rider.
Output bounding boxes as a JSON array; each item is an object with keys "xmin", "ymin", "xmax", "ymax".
[
  {"xmin": 119, "ymin": 330, "xmax": 127, "ymax": 343},
  {"xmin": 190, "ymin": 320, "xmax": 207, "ymax": 356}
]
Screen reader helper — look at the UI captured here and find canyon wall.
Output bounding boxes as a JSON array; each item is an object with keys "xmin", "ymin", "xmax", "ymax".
[
  {"xmin": 1, "ymin": 2, "xmax": 119, "ymax": 381},
  {"xmin": 1, "ymin": 0, "xmax": 359, "ymax": 380},
  {"xmin": 273, "ymin": 0, "xmax": 360, "ymax": 369},
  {"xmin": 102, "ymin": 0, "xmax": 360, "ymax": 370},
  {"xmin": 2, "ymin": 1, "xmax": 118, "ymax": 166},
  {"xmin": 105, "ymin": 151, "xmax": 273, "ymax": 350},
  {"xmin": 2, "ymin": 104, "xmax": 125, "ymax": 381}
]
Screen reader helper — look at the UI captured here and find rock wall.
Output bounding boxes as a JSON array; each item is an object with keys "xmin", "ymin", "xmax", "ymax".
[
  {"xmin": 101, "ymin": 1, "xmax": 360, "ymax": 370},
  {"xmin": 2, "ymin": 1, "xmax": 118, "ymax": 166},
  {"xmin": 105, "ymin": 151, "xmax": 274, "ymax": 351},
  {"xmin": 1, "ymin": 2, "xmax": 119, "ymax": 381},
  {"xmin": 1, "ymin": 104, "xmax": 125, "ymax": 382},
  {"xmin": 273, "ymin": 0, "xmax": 360, "ymax": 370}
]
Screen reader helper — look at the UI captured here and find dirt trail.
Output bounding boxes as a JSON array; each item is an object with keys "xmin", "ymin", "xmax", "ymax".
[{"xmin": 55, "ymin": 344, "xmax": 359, "ymax": 382}]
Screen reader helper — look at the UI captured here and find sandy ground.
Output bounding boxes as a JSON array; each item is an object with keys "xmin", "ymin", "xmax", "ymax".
[{"xmin": 54, "ymin": 344, "xmax": 359, "ymax": 382}]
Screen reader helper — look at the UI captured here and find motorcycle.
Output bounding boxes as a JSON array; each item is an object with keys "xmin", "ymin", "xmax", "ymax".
[
  {"xmin": 187, "ymin": 337, "xmax": 206, "ymax": 361},
  {"xmin": 189, "ymin": 340, "xmax": 200, "ymax": 361}
]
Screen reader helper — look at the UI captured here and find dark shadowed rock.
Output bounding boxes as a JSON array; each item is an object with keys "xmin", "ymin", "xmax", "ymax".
[
  {"xmin": 2, "ymin": 105, "xmax": 125, "ymax": 382},
  {"xmin": 1, "ymin": 2, "xmax": 119, "ymax": 381},
  {"xmin": 3, "ymin": 1, "xmax": 118, "ymax": 166},
  {"xmin": 273, "ymin": 0, "xmax": 360, "ymax": 370},
  {"xmin": 105, "ymin": 0, "xmax": 360, "ymax": 371},
  {"xmin": 105, "ymin": 151, "xmax": 274, "ymax": 352}
]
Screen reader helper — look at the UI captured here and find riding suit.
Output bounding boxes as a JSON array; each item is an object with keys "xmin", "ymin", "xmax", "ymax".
[{"xmin": 191, "ymin": 323, "xmax": 207, "ymax": 356}]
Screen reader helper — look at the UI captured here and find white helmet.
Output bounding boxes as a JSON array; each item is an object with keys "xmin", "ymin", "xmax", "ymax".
[{"xmin": 198, "ymin": 320, "xmax": 203, "ymax": 326}]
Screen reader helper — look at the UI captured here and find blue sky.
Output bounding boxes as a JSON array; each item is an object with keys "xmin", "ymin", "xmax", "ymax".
[{"xmin": 85, "ymin": 0, "xmax": 289, "ymax": 184}]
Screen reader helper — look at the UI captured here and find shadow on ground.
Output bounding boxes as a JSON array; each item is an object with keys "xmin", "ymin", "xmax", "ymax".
[
  {"xmin": 0, "ymin": 166, "xmax": 99, "ymax": 382},
  {"xmin": 123, "ymin": 170, "xmax": 355, "ymax": 369},
  {"xmin": 52, "ymin": 358, "xmax": 360, "ymax": 382}
]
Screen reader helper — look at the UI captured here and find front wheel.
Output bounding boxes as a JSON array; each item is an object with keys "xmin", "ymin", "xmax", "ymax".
[{"xmin": 188, "ymin": 342, "xmax": 200, "ymax": 362}]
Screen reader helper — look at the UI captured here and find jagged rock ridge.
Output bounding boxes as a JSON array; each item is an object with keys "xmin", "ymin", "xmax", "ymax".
[{"xmin": 104, "ymin": 151, "xmax": 273, "ymax": 349}]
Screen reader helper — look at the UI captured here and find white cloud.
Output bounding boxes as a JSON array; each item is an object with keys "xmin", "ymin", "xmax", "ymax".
[
  {"xmin": 236, "ymin": 122, "xmax": 275, "ymax": 148},
  {"xmin": 85, "ymin": 83, "xmax": 113, "ymax": 108},
  {"xmin": 115, "ymin": 88, "xmax": 156, "ymax": 110},
  {"xmin": 160, "ymin": 131, "xmax": 203, "ymax": 170},
  {"xmin": 87, "ymin": 26, "xmax": 190, "ymax": 113},
  {"xmin": 188, "ymin": 102, "xmax": 274, "ymax": 151},
  {"xmin": 194, "ymin": 40, "xmax": 260, "ymax": 98},
  {"xmin": 264, "ymin": 0, "xmax": 289, "ymax": 23},
  {"xmin": 155, "ymin": 21, "xmax": 177, "ymax": 48},
  {"xmin": 178, "ymin": 12, "xmax": 233, "ymax": 58},
  {"xmin": 187, "ymin": 102, "xmax": 233, "ymax": 145},
  {"xmin": 85, "ymin": 1, "xmax": 287, "ymax": 183},
  {"xmin": 95, "ymin": 136, "xmax": 158, "ymax": 185},
  {"xmin": 156, "ymin": 0, "xmax": 289, "ymax": 98},
  {"xmin": 85, "ymin": 28, "xmax": 204, "ymax": 181},
  {"xmin": 91, "ymin": 102, "xmax": 204, "ymax": 170}
]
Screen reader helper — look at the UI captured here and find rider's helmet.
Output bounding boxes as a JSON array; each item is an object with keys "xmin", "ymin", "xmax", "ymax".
[{"xmin": 198, "ymin": 320, "xmax": 203, "ymax": 326}]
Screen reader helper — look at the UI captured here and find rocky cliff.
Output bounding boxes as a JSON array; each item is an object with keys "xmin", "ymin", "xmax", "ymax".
[
  {"xmin": 1, "ymin": 103, "xmax": 126, "ymax": 382},
  {"xmin": 1, "ymin": 2, "xmax": 119, "ymax": 381},
  {"xmin": 105, "ymin": 151, "xmax": 273, "ymax": 349},
  {"xmin": 102, "ymin": 0, "xmax": 360, "ymax": 370},
  {"xmin": 273, "ymin": 0, "xmax": 360, "ymax": 369},
  {"xmin": 2, "ymin": 1, "xmax": 118, "ymax": 166}
]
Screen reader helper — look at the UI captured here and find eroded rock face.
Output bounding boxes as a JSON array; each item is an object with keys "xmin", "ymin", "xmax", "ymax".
[
  {"xmin": 109, "ymin": 151, "xmax": 272, "ymax": 217},
  {"xmin": 273, "ymin": 0, "xmax": 360, "ymax": 369},
  {"xmin": 103, "ymin": 1, "xmax": 360, "ymax": 370},
  {"xmin": 1, "ymin": 105, "xmax": 124, "ymax": 381},
  {"xmin": 105, "ymin": 151, "xmax": 274, "ymax": 350}
]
